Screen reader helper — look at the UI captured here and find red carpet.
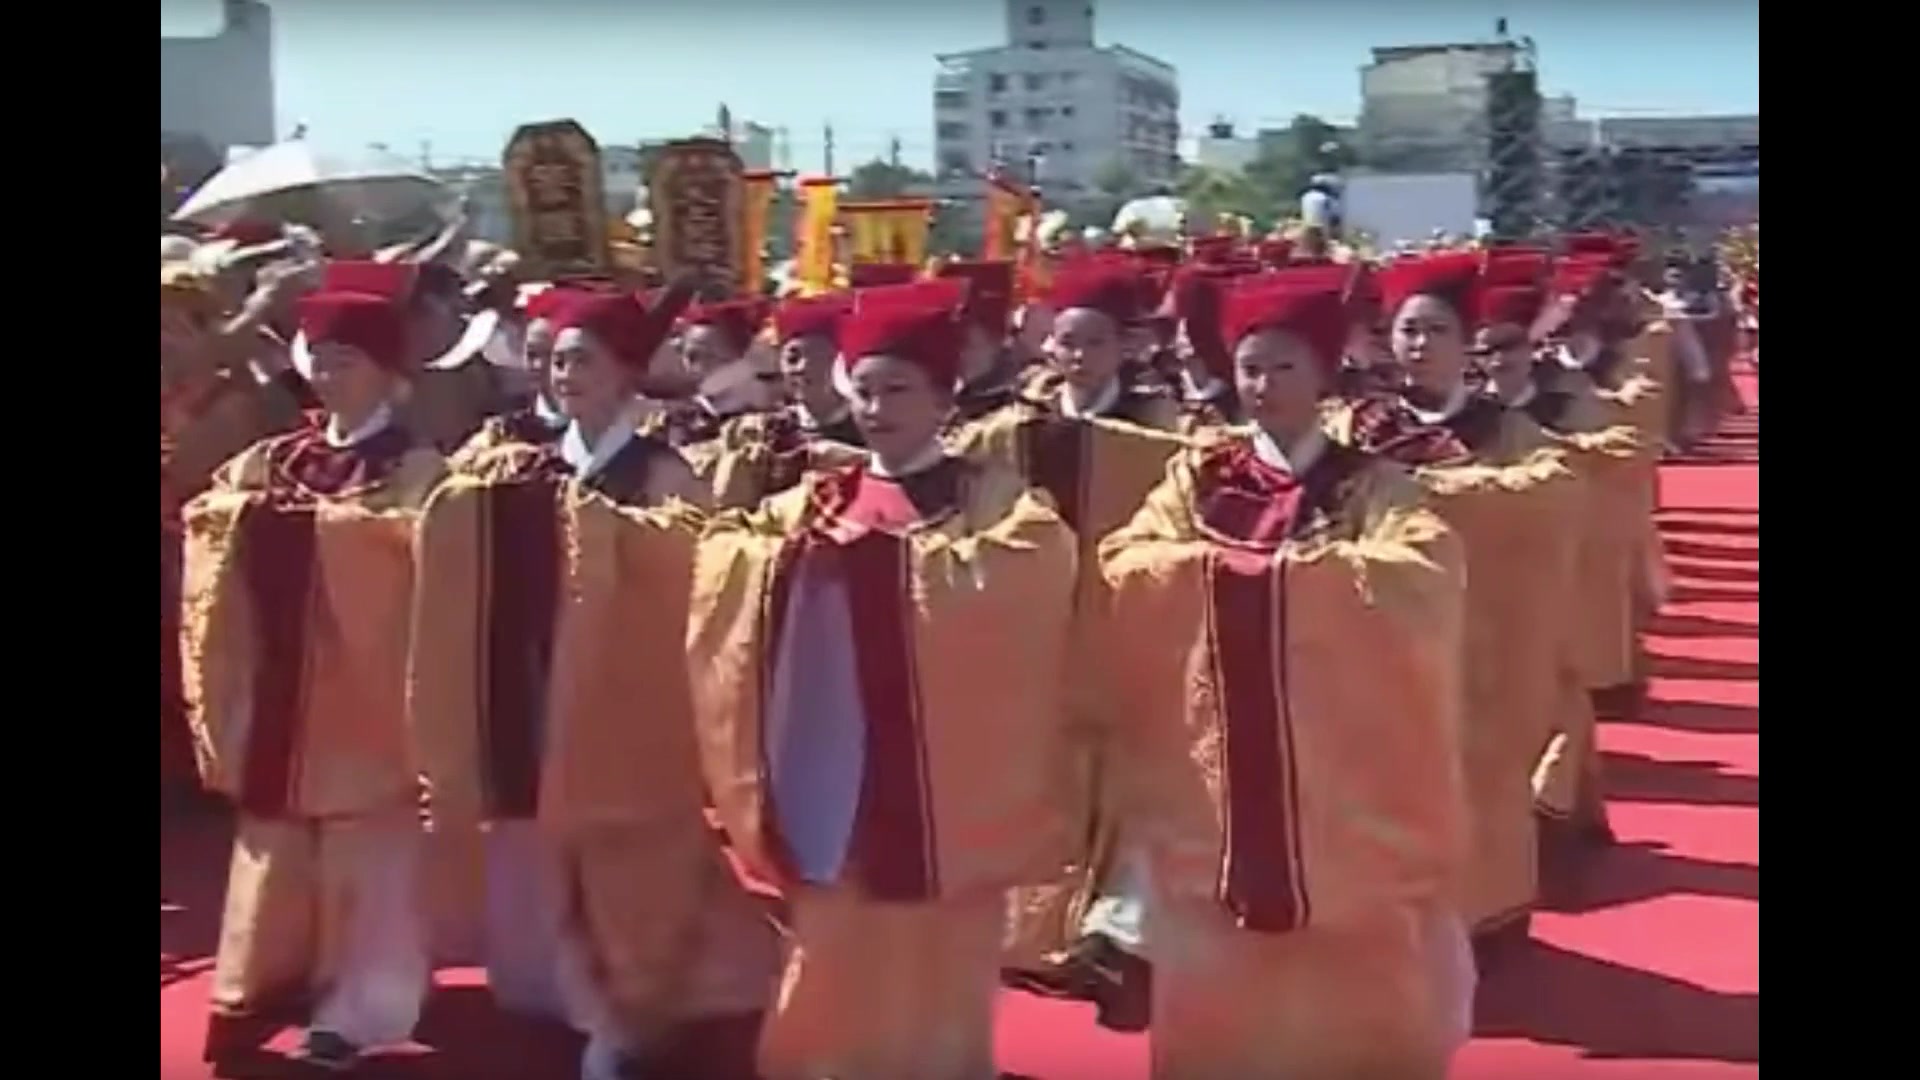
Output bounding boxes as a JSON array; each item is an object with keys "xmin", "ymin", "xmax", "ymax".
[{"xmin": 161, "ymin": 374, "xmax": 1759, "ymax": 1079}]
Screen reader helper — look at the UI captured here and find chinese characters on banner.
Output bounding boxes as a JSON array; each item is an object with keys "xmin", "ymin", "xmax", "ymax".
[
  {"xmin": 794, "ymin": 177, "xmax": 840, "ymax": 296},
  {"xmin": 649, "ymin": 138, "xmax": 745, "ymax": 295},
  {"xmin": 840, "ymin": 200, "xmax": 936, "ymax": 270},
  {"xmin": 503, "ymin": 120, "xmax": 609, "ymax": 279}
]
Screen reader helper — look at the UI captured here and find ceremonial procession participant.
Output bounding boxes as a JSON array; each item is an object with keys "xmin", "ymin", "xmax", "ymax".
[
  {"xmin": 687, "ymin": 282, "xmax": 1077, "ymax": 1080},
  {"xmin": 934, "ymin": 259, "xmax": 1028, "ymax": 423},
  {"xmin": 957, "ymin": 260, "xmax": 1186, "ymax": 1030},
  {"xmin": 1478, "ymin": 268, "xmax": 1650, "ymax": 864},
  {"xmin": 162, "ymin": 254, "xmax": 314, "ymax": 800},
  {"xmin": 394, "ymin": 260, "xmax": 520, "ymax": 454},
  {"xmin": 182, "ymin": 282, "xmax": 447, "ymax": 1072},
  {"xmin": 444, "ymin": 283, "xmax": 591, "ymax": 471},
  {"xmin": 1099, "ymin": 274, "xmax": 1474, "ymax": 1079},
  {"xmin": 697, "ymin": 292, "xmax": 870, "ymax": 510},
  {"xmin": 1526, "ymin": 252, "xmax": 1676, "ymax": 843},
  {"xmin": 1166, "ymin": 263, "xmax": 1244, "ymax": 433},
  {"xmin": 1332, "ymin": 252, "xmax": 1583, "ymax": 966},
  {"xmin": 411, "ymin": 285, "xmax": 779, "ymax": 1080}
]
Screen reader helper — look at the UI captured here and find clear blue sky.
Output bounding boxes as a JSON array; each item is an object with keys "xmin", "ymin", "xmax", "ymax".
[{"xmin": 161, "ymin": 0, "xmax": 1758, "ymax": 171}]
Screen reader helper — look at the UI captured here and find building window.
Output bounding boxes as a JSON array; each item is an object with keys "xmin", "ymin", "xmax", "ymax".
[
  {"xmin": 937, "ymin": 122, "xmax": 970, "ymax": 141},
  {"xmin": 990, "ymin": 110, "xmax": 1008, "ymax": 129},
  {"xmin": 1062, "ymin": 141, "xmax": 1075, "ymax": 152},
  {"xmin": 1031, "ymin": 42, "xmax": 1047, "ymax": 50},
  {"xmin": 1029, "ymin": 5, "xmax": 1046, "ymax": 25},
  {"xmin": 1025, "ymin": 73, "xmax": 1046, "ymax": 91},
  {"xmin": 1061, "ymin": 105, "xmax": 1075, "ymax": 118},
  {"xmin": 1059, "ymin": 71, "xmax": 1077, "ymax": 87},
  {"xmin": 940, "ymin": 151, "xmax": 973, "ymax": 176},
  {"xmin": 989, "ymin": 73, "xmax": 1008, "ymax": 93},
  {"xmin": 935, "ymin": 91, "xmax": 968, "ymax": 110}
]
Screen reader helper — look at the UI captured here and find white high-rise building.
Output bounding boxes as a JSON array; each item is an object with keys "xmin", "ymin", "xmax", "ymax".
[{"xmin": 932, "ymin": 0, "xmax": 1180, "ymax": 202}]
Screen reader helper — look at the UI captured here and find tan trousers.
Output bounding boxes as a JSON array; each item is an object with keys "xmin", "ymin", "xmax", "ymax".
[
  {"xmin": 1151, "ymin": 897, "xmax": 1472, "ymax": 1080},
  {"xmin": 209, "ymin": 808, "xmax": 429, "ymax": 1049},
  {"xmin": 759, "ymin": 888, "xmax": 1003, "ymax": 1080}
]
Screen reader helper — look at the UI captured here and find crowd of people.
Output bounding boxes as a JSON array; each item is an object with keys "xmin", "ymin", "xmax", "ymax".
[{"xmin": 160, "ymin": 211, "xmax": 1751, "ymax": 1079}]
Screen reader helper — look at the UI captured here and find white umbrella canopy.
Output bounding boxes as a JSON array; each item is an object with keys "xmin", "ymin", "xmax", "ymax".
[
  {"xmin": 172, "ymin": 139, "xmax": 451, "ymax": 228},
  {"xmin": 1111, "ymin": 194, "xmax": 1188, "ymax": 247}
]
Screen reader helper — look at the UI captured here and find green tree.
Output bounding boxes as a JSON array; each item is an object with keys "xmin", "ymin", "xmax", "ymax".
[
  {"xmin": 1240, "ymin": 115, "xmax": 1360, "ymax": 226},
  {"xmin": 847, "ymin": 159, "xmax": 933, "ymax": 199},
  {"xmin": 1173, "ymin": 163, "xmax": 1258, "ymax": 228}
]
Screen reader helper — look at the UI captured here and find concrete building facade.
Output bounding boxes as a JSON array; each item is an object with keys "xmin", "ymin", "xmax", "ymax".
[
  {"xmin": 161, "ymin": 0, "xmax": 276, "ymax": 156},
  {"xmin": 933, "ymin": 0, "xmax": 1180, "ymax": 202},
  {"xmin": 1357, "ymin": 40, "xmax": 1522, "ymax": 173}
]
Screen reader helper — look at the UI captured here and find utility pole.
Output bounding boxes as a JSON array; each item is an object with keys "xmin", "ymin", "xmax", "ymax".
[
  {"xmin": 718, "ymin": 103, "xmax": 733, "ymax": 143},
  {"xmin": 824, "ymin": 122, "xmax": 836, "ymax": 176},
  {"xmin": 889, "ymin": 135, "xmax": 902, "ymax": 169}
]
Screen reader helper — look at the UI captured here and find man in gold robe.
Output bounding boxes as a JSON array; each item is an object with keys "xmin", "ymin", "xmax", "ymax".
[
  {"xmin": 1333, "ymin": 253, "xmax": 1583, "ymax": 968},
  {"xmin": 412, "ymin": 287, "xmax": 776, "ymax": 1080},
  {"xmin": 183, "ymin": 284, "xmax": 447, "ymax": 1072},
  {"xmin": 1101, "ymin": 273, "xmax": 1474, "ymax": 1078},
  {"xmin": 951, "ymin": 259, "xmax": 1188, "ymax": 1029},
  {"xmin": 687, "ymin": 282, "xmax": 1078, "ymax": 1079}
]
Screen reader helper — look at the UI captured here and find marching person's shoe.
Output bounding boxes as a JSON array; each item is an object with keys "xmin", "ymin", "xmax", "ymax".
[
  {"xmin": 293, "ymin": 1029, "xmax": 362, "ymax": 1073},
  {"xmin": 1091, "ymin": 942, "xmax": 1153, "ymax": 1034}
]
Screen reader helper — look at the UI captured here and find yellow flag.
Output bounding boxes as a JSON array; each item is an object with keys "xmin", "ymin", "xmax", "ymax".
[{"xmin": 795, "ymin": 177, "xmax": 839, "ymax": 296}]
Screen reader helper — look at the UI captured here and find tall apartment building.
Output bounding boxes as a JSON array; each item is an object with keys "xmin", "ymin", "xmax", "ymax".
[
  {"xmin": 1358, "ymin": 40, "xmax": 1524, "ymax": 173},
  {"xmin": 932, "ymin": 0, "xmax": 1180, "ymax": 202}
]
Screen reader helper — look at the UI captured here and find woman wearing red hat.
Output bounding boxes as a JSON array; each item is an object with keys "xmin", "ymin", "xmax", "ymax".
[
  {"xmin": 953, "ymin": 259, "xmax": 1189, "ymax": 1028},
  {"xmin": 183, "ymin": 287, "xmax": 448, "ymax": 1073},
  {"xmin": 695, "ymin": 292, "xmax": 870, "ymax": 512},
  {"xmin": 411, "ymin": 285, "xmax": 778, "ymax": 1080},
  {"xmin": 1100, "ymin": 274, "xmax": 1474, "ymax": 1078},
  {"xmin": 1335, "ymin": 252, "xmax": 1586, "ymax": 970},
  {"xmin": 687, "ymin": 284, "xmax": 1077, "ymax": 1080}
]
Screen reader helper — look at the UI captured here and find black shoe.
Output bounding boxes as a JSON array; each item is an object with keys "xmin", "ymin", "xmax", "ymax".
[
  {"xmin": 294, "ymin": 1030, "xmax": 362, "ymax": 1073},
  {"xmin": 1086, "ymin": 938, "xmax": 1153, "ymax": 1034},
  {"xmin": 1003, "ymin": 934, "xmax": 1111, "ymax": 1001}
]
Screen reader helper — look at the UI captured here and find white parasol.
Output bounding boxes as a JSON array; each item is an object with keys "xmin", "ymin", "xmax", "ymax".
[
  {"xmin": 1111, "ymin": 195, "xmax": 1188, "ymax": 248},
  {"xmin": 172, "ymin": 139, "xmax": 451, "ymax": 228}
]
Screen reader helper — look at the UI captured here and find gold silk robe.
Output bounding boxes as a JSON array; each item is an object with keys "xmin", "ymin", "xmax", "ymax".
[
  {"xmin": 409, "ymin": 472, "xmax": 750, "ymax": 1042},
  {"xmin": 180, "ymin": 423, "xmax": 445, "ymax": 1041},
  {"xmin": 946, "ymin": 403, "xmax": 1189, "ymax": 966},
  {"xmin": 1100, "ymin": 436, "xmax": 1472, "ymax": 1079},
  {"xmin": 687, "ymin": 457, "xmax": 1076, "ymax": 1080},
  {"xmin": 1326, "ymin": 395, "xmax": 1584, "ymax": 934}
]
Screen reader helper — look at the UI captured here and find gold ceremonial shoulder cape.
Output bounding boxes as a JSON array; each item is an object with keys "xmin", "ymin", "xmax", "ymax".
[
  {"xmin": 180, "ymin": 432, "xmax": 445, "ymax": 818},
  {"xmin": 688, "ymin": 411, "xmax": 868, "ymax": 510},
  {"xmin": 686, "ymin": 457, "xmax": 1078, "ymax": 902},
  {"xmin": 1399, "ymin": 439, "xmax": 1581, "ymax": 929},
  {"xmin": 1099, "ymin": 435, "xmax": 1469, "ymax": 929},
  {"xmin": 409, "ymin": 474, "xmax": 709, "ymax": 831}
]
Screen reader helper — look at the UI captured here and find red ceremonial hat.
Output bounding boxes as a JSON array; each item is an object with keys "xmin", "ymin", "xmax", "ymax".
[
  {"xmin": 211, "ymin": 219, "xmax": 282, "ymax": 247},
  {"xmin": 1255, "ymin": 238, "xmax": 1294, "ymax": 268},
  {"xmin": 680, "ymin": 298, "xmax": 770, "ymax": 353},
  {"xmin": 1549, "ymin": 254, "xmax": 1617, "ymax": 302},
  {"xmin": 1481, "ymin": 248, "xmax": 1552, "ymax": 287},
  {"xmin": 1218, "ymin": 277, "xmax": 1349, "ymax": 375},
  {"xmin": 1376, "ymin": 253, "xmax": 1481, "ymax": 320},
  {"xmin": 1475, "ymin": 284, "xmax": 1546, "ymax": 332},
  {"xmin": 1170, "ymin": 265, "xmax": 1245, "ymax": 381},
  {"xmin": 933, "ymin": 260, "xmax": 1015, "ymax": 336},
  {"xmin": 1188, "ymin": 235, "xmax": 1238, "ymax": 265},
  {"xmin": 773, "ymin": 293, "xmax": 853, "ymax": 345},
  {"xmin": 523, "ymin": 280, "xmax": 620, "ymax": 324},
  {"xmin": 297, "ymin": 292, "xmax": 408, "ymax": 372},
  {"xmin": 837, "ymin": 285, "xmax": 965, "ymax": 389},
  {"xmin": 556, "ymin": 282, "xmax": 697, "ymax": 369},
  {"xmin": 1564, "ymin": 231, "xmax": 1639, "ymax": 269},
  {"xmin": 847, "ymin": 263, "xmax": 921, "ymax": 288},
  {"xmin": 321, "ymin": 260, "xmax": 418, "ymax": 303},
  {"xmin": 1045, "ymin": 262, "xmax": 1142, "ymax": 324}
]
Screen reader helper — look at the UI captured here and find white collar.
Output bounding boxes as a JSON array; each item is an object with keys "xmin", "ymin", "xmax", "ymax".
[
  {"xmin": 324, "ymin": 402, "xmax": 394, "ymax": 448},
  {"xmin": 1507, "ymin": 382, "xmax": 1538, "ymax": 410},
  {"xmin": 1405, "ymin": 381, "xmax": 1471, "ymax": 425},
  {"xmin": 1250, "ymin": 425, "xmax": 1327, "ymax": 476},
  {"xmin": 533, "ymin": 393, "xmax": 568, "ymax": 429},
  {"xmin": 797, "ymin": 400, "xmax": 851, "ymax": 431},
  {"xmin": 1180, "ymin": 371, "xmax": 1228, "ymax": 403},
  {"xmin": 559, "ymin": 397, "xmax": 649, "ymax": 480},
  {"xmin": 867, "ymin": 438, "xmax": 947, "ymax": 480},
  {"xmin": 1061, "ymin": 377, "xmax": 1122, "ymax": 420}
]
